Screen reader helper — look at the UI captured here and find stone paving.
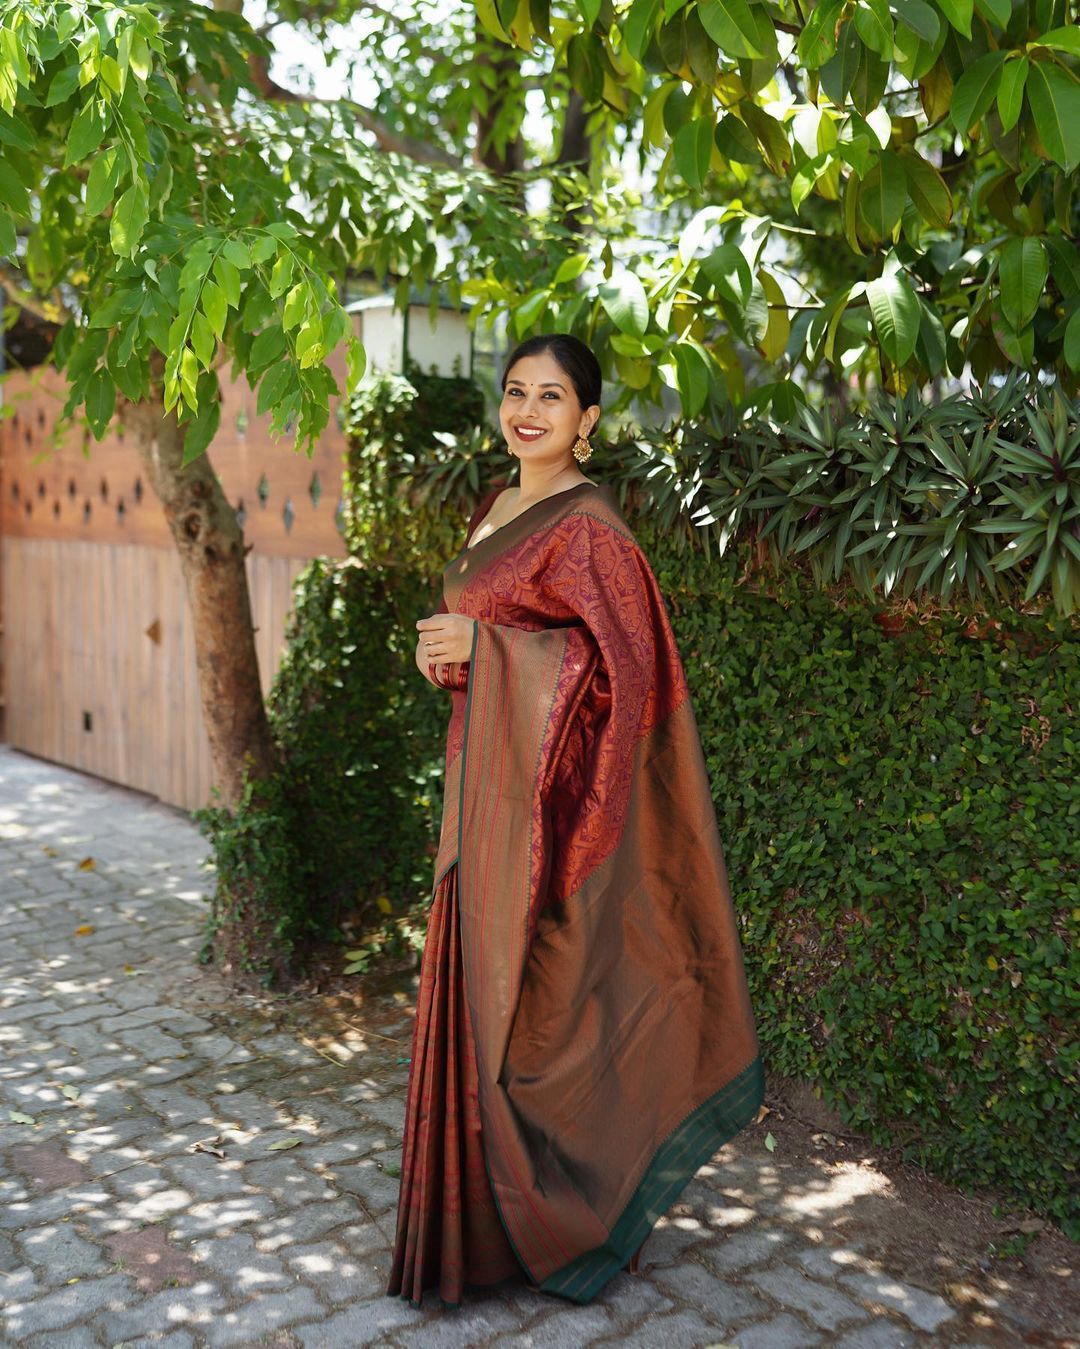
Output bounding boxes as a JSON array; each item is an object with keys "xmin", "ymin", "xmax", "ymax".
[{"xmin": 0, "ymin": 744, "xmax": 1066, "ymax": 1348}]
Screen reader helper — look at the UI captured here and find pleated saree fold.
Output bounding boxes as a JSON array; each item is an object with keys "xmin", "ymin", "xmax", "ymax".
[{"xmin": 387, "ymin": 482, "xmax": 765, "ymax": 1308}]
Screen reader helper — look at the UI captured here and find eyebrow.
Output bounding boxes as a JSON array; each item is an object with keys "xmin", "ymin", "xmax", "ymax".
[{"xmin": 506, "ymin": 379, "xmax": 567, "ymax": 391}]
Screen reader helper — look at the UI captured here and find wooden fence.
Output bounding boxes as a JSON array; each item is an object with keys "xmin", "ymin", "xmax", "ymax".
[{"xmin": 1, "ymin": 355, "xmax": 351, "ymax": 811}]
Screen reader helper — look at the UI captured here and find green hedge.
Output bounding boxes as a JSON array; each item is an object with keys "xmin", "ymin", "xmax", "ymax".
[{"xmin": 638, "ymin": 521, "xmax": 1078, "ymax": 1239}]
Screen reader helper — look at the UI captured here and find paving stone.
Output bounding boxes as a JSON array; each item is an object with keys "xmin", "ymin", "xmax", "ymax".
[
  {"xmin": 329, "ymin": 1155, "xmax": 400, "ymax": 1214},
  {"xmin": 165, "ymin": 1192, "xmax": 278, "ymax": 1240},
  {"xmin": 596, "ymin": 1308, "xmax": 731, "ymax": 1347},
  {"xmin": 350, "ymin": 1092, "xmax": 406, "ymax": 1133},
  {"xmin": 0, "ymin": 1183, "xmax": 112, "ymax": 1230},
  {"xmin": 281, "ymin": 1238, "xmax": 387, "ymax": 1303},
  {"xmin": 115, "ymin": 1026, "xmax": 188, "ymax": 1059},
  {"xmin": 294, "ymin": 1128, "xmax": 395, "ymax": 1166},
  {"xmin": 791, "ymin": 1242, "xmax": 865, "ymax": 1280},
  {"xmin": 251, "ymin": 1196, "xmax": 366, "ymax": 1251},
  {"xmin": 594, "ymin": 1270, "xmax": 675, "ymax": 1321},
  {"xmin": 495, "ymin": 1305, "xmax": 617, "ymax": 1347},
  {"xmin": 746, "ymin": 1262, "xmax": 868, "ymax": 1331},
  {"xmin": 94, "ymin": 1280, "xmax": 229, "ymax": 1342},
  {"xmin": 396, "ymin": 1295, "xmax": 525, "ymax": 1346},
  {"xmin": 640, "ymin": 1216, "xmax": 712, "ymax": 1266},
  {"xmin": 295, "ymin": 1294, "xmax": 429, "ymax": 1346},
  {"xmin": 652, "ymin": 1259, "xmax": 768, "ymax": 1326},
  {"xmin": 188, "ymin": 1231, "xmax": 293, "ymax": 1293},
  {"xmin": 1, "ymin": 1270, "xmax": 135, "ymax": 1337},
  {"xmin": 833, "ymin": 1321, "xmax": 918, "ymax": 1348},
  {"xmin": 17, "ymin": 1326, "xmax": 104, "ymax": 1349},
  {"xmin": 241, "ymin": 1157, "xmax": 338, "ymax": 1206},
  {"xmin": 201, "ymin": 1285, "xmax": 326, "ymax": 1346},
  {"xmin": 16, "ymin": 1221, "xmax": 109, "ymax": 1280},
  {"xmin": 729, "ymin": 1313, "xmax": 823, "ymax": 1347},
  {"xmin": 186, "ymin": 1032, "xmax": 254, "ymax": 1065},
  {"xmin": 158, "ymin": 1153, "xmax": 250, "ymax": 1201},
  {"xmin": 102, "ymin": 1223, "xmax": 202, "ymax": 1293},
  {"xmin": 700, "ymin": 1226, "xmax": 793, "ymax": 1273},
  {"xmin": 838, "ymin": 1269, "xmax": 957, "ymax": 1333}
]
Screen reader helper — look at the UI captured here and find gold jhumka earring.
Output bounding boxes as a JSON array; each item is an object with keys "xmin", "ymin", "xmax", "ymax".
[{"xmin": 572, "ymin": 434, "xmax": 593, "ymax": 464}]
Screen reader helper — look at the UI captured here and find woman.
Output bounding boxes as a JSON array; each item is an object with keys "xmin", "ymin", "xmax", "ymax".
[{"xmin": 386, "ymin": 334, "xmax": 765, "ymax": 1309}]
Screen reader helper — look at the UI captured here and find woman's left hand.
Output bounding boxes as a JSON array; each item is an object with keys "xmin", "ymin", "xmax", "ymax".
[{"xmin": 416, "ymin": 612, "xmax": 477, "ymax": 664}]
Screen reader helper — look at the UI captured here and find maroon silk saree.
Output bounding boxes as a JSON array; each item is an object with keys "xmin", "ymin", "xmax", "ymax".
[{"xmin": 387, "ymin": 480, "xmax": 765, "ymax": 1308}]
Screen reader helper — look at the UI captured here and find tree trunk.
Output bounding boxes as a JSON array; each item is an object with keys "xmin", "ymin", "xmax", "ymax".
[{"xmin": 125, "ymin": 386, "xmax": 278, "ymax": 809}]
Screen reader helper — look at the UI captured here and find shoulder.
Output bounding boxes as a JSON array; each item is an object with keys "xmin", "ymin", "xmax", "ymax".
[{"xmin": 560, "ymin": 481, "xmax": 637, "ymax": 546}]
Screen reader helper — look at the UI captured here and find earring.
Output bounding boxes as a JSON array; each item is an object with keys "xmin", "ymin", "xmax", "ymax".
[{"xmin": 572, "ymin": 434, "xmax": 593, "ymax": 464}]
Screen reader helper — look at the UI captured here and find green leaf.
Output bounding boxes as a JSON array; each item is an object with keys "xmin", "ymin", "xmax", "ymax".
[
  {"xmin": 791, "ymin": 149, "xmax": 839, "ymax": 213},
  {"xmin": 45, "ymin": 63, "xmax": 81, "ymax": 107},
  {"xmin": 755, "ymin": 268, "xmax": 790, "ymax": 362},
  {"xmin": 714, "ymin": 112, "xmax": 761, "ymax": 163},
  {"xmin": 64, "ymin": 99, "xmax": 108, "ymax": 166},
  {"xmin": 936, "ymin": 0, "xmax": 973, "ymax": 38},
  {"xmin": 672, "ymin": 339, "xmax": 712, "ymax": 416},
  {"xmin": 0, "ymin": 211, "xmax": 15, "ymax": 259},
  {"xmin": 1033, "ymin": 26, "xmax": 1080, "ymax": 57},
  {"xmin": 894, "ymin": 0, "xmax": 939, "ymax": 43},
  {"xmin": 858, "ymin": 151, "xmax": 907, "ymax": 238},
  {"xmin": 990, "ymin": 304, "xmax": 1034, "ymax": 366},
  {"xmin": 598, "ymin": 274, "xmax": 650, "ymax": 337},
  {"xmin": 697, "ymin": 0, "xmax": 766, "ymax": 59},
  {"xmin": 554, "ymin": 253, "xmax": 590, "ymax": 284},
  {"xmin": 999, "ymin": 236, "xmax": 1047, "ymax": 331},
  {"xmin": 740, "ymin": 102, "xmax": 792, "ymax": 174},
  {"xmin": 797, "ymin": 0, "xmax": 844, "ymax": 67},
  {"xmin": 200, "ymin": 279, "xmax": 228, "ymax": 339},
  {"xmin": 109, "ymin": 180, "xmax": 148, "ymax": 258},
  {"xmin": 513, "ymin": 286, "xmax": 551, "ymax": 335},
  {"xmin": 819, "ymin": 22, "xmax": 862, "ymax": 104},
  {"xmin": 85, "ymin": 367, "xmax": 116, "ymax": 438},
  {"xmin": 901, "ymin": 152, "xmax": 953, "ymax": 229},
  {"xmin": 951, "ymin": 50, "xmax": 1005, "ymax": 135},
  {"xmin": 222, "ymin": 237, "xmax": 251, "ymax": 270},
  {"xmin": 268, "ymin": 250, "xmax": 295, "ymax": 299},
  {"xmin": 181, "ymin": 396, "xmax": 221, "ymax": 463},
  {"xmin": 0, "ymin": 158, "xmax": 30, "ymax": 217},
  {"xmin": 191, "ymin": 310, "xmax": 216, "ymax": 367},
  {"xmin": 1064, "ymin": 307, "xmax": 1080, "ymax": 371},
  {"xmin": 1026, "ymin": 60, "xmax": 1080, "ymax": 173},
  {"xmin": 212, "ymin": 254, "xmax": 241, "ymax": 307},
  {"xmin": 866, "ymin": 270, "xmax": 920, "ymax": 366},
  {"xmin": 249, "ymin": 325, "xmax": 286, "ymax": 372},
  {"xmin": 853, "ymin": 0, "xmax": 892, "ymax": 58},
  {"xmin": 674, "ymin": 115, "xmax": 715, "ymax": 189},
  {"xmin": 974, "ymin": 0, "xmax": 1011, "ymax": 25},
  {"xmin": 700, "ymin": 243, "xmax": 753, "ymax": 307},
  {"xmin": 997, "ymin": 55, "xmax": 1028, "ymax": 134},
  {"xmin": 85, "ymin": 146, "xmax": 121, "ymax": 216},
  {"xmin": 256, "ymin": 358, "xmax": 293, "ymax": 417},
  {"xmin": 624, "ymin": 0, "xmax": 663, "ymax": 60}
]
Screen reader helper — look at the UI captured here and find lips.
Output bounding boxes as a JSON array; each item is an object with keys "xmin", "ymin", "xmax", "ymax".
[{"xmin": 514, "ymin": 426, "xmax": 548, "ymax": 441}]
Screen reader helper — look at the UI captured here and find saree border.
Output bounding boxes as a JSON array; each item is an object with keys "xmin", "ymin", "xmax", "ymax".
[
  {"xmin": 455, "ymin": 610, "xmax": 767, "ymax": 1304},
  {"xmin": 538, "ymin": 1051, "xmax": 765, "ymax": 1302}
]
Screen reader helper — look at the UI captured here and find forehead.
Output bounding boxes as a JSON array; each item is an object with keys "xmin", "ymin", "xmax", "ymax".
[{"xmin": 505, "ymin": 350, "xmax": 567, "ymax": 385}]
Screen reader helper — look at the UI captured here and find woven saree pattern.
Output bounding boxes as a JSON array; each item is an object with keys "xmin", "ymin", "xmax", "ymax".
[{"xmin": 387, "ymin": 482, "xmax": 765, "ymax": 1307}]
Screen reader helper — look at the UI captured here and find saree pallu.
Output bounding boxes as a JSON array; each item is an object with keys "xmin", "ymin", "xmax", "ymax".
[{"xmin": 387, "ymin": 481, "xmax": 765, "ymax": 1308}]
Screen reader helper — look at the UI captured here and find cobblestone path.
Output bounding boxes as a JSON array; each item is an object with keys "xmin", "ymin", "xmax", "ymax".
[{"xmin": 0, "ymin": 746, "xmax": 1065, "ymax": 1347}]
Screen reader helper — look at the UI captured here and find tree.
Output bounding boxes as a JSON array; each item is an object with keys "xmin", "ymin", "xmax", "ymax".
[
  {"xmin": 459, "ymin": 0, "xmax": 1080, "ymax": 418},
  {"xmin": 0, "ymin": 0, "xmax": 551, "ymax": 810}
]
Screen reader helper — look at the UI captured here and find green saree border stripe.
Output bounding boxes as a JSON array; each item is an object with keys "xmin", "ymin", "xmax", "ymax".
[{"xmin": 539, "ymin": 1052, "xmax": 766, "ymax": 1304}]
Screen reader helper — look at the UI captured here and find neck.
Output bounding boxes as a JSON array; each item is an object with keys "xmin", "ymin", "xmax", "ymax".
[{"xmin": 516, "ymin": 460, "xmax": 587, "ymax": 500}]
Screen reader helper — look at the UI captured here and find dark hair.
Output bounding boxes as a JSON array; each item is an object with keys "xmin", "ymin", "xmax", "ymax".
[{"xmin": 501, "ymin": 334, "xmax": 602, "ymax": 412}]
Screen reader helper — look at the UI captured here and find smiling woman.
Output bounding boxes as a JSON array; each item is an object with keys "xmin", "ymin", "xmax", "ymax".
[{"xmin": 390, "ymin": 334, "xmax": 765, "ymax": 1310}]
